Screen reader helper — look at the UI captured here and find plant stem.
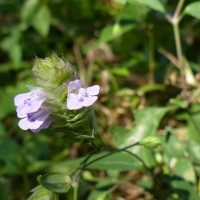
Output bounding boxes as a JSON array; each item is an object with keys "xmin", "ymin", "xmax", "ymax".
[
  {"xmin": 172, "ymin": 0, "xmax": 187, "ymax": 99},
  {"xmin": 73, "ymin": 185, "xmax": 78, "ymax": 200},
  {"xmin": 174, "ymin": 0, "xmax": 185, "ymax": 18},
  {"xmin": 148, "ymin": 24, "xmax": 155, "ymax": 84}
]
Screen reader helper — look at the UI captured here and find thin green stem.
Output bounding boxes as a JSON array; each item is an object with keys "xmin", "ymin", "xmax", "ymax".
[
  {"xmin": 174, "ymin": 0, "xmax": 185, "ymax": 18},
  {"xmin": 172, "ymin": 0, "xmax": 187, "ymax": 99},
  {"xmin": 82, "ymin": 142, "xmax": 140, "ymax": 169},
  {"xmin": 172, "ymin": 21, "xmax": 183, "ymax": 67},
  {"xmin": 73, "ymin": 185, "xmax": 78, "ymax": 200},
  {"xmin": 122, "ymin": 149, "xmax": 150, "ymax": 171},
  {"xmin": 148, "ymin": 24, "xmax": 155, "ymax": 84}
]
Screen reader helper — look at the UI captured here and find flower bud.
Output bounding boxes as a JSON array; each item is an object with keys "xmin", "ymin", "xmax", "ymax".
[{"xmin": 140, "ymin": 136, "xmax": 161, "ymax": 148}]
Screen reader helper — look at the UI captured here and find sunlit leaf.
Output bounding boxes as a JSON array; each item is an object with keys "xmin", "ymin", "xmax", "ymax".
[
  {"xmin": 162, "ymin": 133, "xmax": 185, "ymax": 158},
  {"xmin": 174, "ymin": 158, "xmax": 196, "ymax": 183},
  {"xmin": 184, "ymin": 2, "xmax": 200, "ymax": 20},
  {"xmin": 32, "ymin": 5, "xmax": 51, "ymax": 37},
  {"xmin": 128, "ymin": 0, "xmax": 166, "ymax": 13},
  {"xmin": 112, "ymin": 107, "xmax": 168, "ymax": 147},
  {"xmin": 20, "ymin": 0, "xmax": 39, "ymax": 24},
  {"xmin": 99, "ymin": 22, "xmax": 135, "ymax": 43},
  {"xmin": 187, "ymin": 140, "xmax": 200, "ymax": 164}
]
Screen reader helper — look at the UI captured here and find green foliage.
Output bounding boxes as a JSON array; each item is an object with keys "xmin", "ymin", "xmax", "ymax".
[
  {"xmin": 184, "ymin": 2, "xmax": 200, "ymax": 20},
  {"xmin": 38, "ymin": 173, "xmax": 72, "ymax": 193}
]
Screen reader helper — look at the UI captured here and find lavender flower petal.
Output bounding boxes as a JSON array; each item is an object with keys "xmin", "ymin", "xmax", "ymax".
[
  {"xmin": 31, "ymin": 117, "xmax": 53, "ymax": 133},
  {"xmin": 68, "ymin": 79, "xmax": 82, "ymax": 94},
  {"xmin": 16, "ymin": 98, "xmax": 45, "ymax": 118},
  {"xmin": 14, "ymin": 93, "xmax": 31, "ymax": 106},
  {"xmin": 82, "ymin": 96, "xmax": 98, "ymax": 107},
  {"xmin": 66, "ymin": 81, "xmax": 100, "ymax": 110},
  {"xmin": 67, "ymin": 93, "xmax": 83, "ymax": 110},
  {"xmin": 86, "ymin": 85, "xmax": 100, "ymax": 95},
  {"xmin": 18, "ymin": 108, "xmax": 51, "ymax": 130}
]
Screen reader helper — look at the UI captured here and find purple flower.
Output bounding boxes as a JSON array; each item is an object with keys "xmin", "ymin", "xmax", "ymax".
[
  {"xmin": 14, "ymin": 86, "xmax": 46, "ymax": 118},
  {"xmin": 14, "ymin": 85, "xmax": 52, "ymax": 133},
  {"xmin": 18, "ymin": 107, "xmax": 52, "ymax": 133},
  {"xmin": 67, "ymin": 80, "xmax": 100, "ymax": 110}
]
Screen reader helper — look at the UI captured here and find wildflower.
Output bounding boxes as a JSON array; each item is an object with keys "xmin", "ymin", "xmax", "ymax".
[
  {"xmin": 14, "ymin": 85, "xmax": 52, "ymax": 133},
  {"xmin": 14, "ymin": 54, "xmax": 99, "ymax": 140},
  {"xmin": 14, "ymin": 86, "xmax": 46, "ymax": 118},
  {"xmin": 18, "ymin": 107, "xmax": 52, "ymax": 133},
  {"xmin": 67, "ymin": 79, "xmax": 100, "ymax": 110}
]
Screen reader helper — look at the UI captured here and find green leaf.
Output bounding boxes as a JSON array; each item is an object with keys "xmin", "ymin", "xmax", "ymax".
[
  {"xmin": 0, "ymin": 137, "xmax": 24, "ymax": 175},
  {"xmin": 187, "ymin": 104, "xmax": 200, "ymax": 142},
  {"xmin": 28, "ymin": 185, "xmax": 58, "ymax": 200},
  {"xmin": 184, "ymin": 2, "xmax": 200, "ymax": 20},
  {"xmin": 128, "ymin": 0, "xmax": 166, "ymax": 13},
  {"xmin": 99, "ymin": 22, "xmax": 135, "ymax": 43},
  {"xmin": 162, "ymin": 133, "xmax": 185, "ymax": 158},
  {"xmin": 87, "ymin": 179, "xmax": 114, "ymax": 200},
  {"xmin": 174, "ymin": 158, "xmax": 196, "ymax": 183},
  {"xmin": 171, "ymin": 179, "xmax": 200, "ymax": 200},
  {"xmin": 112, "ymin": 107, "xmax": 168, "ymax": 147},
  {"xmin": 38, "ymin": 173, "xmax": 72, "ymax": 193},
  {"xmin": 9, "ymin": 44, "xmax": 22, "ymax": 67},
  {"xmin": 32, "ymin": 5, "xmax": 51, "ymax": 37},
  {"xmin": 118, "ymin": 3, "xmax": 149, "ymax": 21},
  {"xmin": 187, "ymin": 140, "xmax": 200, "ymax": 164},
  {"xmin": 51, "ymin": 151, "xmax": 144, "ymax": 172},
  {"xmin": 111, "ymin": 107, "xmax": 168, "ymax": 168},
  {"xmin": 110, "ymin": 68, "xmax": 130, "ymax": 76},
  {"xmin": 20, "ymin": 0, "xmax": 39, "ymax": 24}
]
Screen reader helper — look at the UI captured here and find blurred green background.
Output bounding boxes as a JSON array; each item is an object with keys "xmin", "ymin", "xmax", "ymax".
[{"xmin": 1, "ymin": 0, "xmax": 200, "ymax": 199}]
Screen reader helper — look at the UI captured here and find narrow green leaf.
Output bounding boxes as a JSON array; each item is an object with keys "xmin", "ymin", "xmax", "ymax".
[
  {"xmin": 20, "ymin": 0, "xmax": 39, "ymax": 23},
  {"xmin": 128, "ymin": 0, "xmax": 166, "ymax": 13},
  {"xmin": 184, "ymin": 2, "xmax": 200, "ymax": 20},
  {"xmin": 38, "ymin": 173, "xmax": 72, "ymax": 193},
  {"xmin": 32, "ymin": 5, "xmax": 51, "ymax": 37},
  {"xmin": 51, "ymin": 151, "xmax": 144, "ymax": 172},
  {"xmin": 99, "ymin": 22, "xmax": 135, "ymax": 43}
]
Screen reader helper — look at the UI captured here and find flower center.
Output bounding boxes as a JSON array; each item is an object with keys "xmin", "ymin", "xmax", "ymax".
[{"xmin": 27, "ymin": 113, "xmax": 36, "ymax": 122}]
